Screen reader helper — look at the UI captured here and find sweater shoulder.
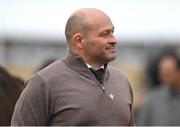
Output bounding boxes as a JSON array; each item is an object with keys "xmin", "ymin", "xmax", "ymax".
[{"xmin": 36, "ymin": 59, "xmax": 67, "ymax": 79}]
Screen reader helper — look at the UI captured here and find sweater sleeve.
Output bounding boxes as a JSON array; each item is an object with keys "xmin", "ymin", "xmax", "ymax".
[{"xmin": 11, "ymin": 74, "xmax": 49, "ymax": 126}]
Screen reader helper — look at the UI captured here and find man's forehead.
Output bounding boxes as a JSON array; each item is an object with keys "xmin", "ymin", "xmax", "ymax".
[{"xmin": 99, "ymin": 26, "xmax": 115, "ymax": 33}]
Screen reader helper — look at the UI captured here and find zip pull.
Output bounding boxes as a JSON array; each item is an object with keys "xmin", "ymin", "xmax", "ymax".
[{"xmin": 102, "ymin": 86, "xmax": 106, "ymax": 93}]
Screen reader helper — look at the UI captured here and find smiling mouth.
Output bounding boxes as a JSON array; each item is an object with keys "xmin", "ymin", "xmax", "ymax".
[{"xmin": 105, "ymin": 47, "xmax": 116, "ymax": 52}]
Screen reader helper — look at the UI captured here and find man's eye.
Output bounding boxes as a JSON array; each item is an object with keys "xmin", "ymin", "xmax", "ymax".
[{"xmin": 103, "ymin": 32, "xmax": 109, "ymax": 37}]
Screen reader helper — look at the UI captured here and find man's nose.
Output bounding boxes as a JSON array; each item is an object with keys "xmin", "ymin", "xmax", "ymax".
[{"xmin": 109, "ymin": 34, "xmax": 117, "ymax": 44}]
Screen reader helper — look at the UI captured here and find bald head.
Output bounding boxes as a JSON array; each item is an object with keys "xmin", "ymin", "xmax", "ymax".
[
  {"xmin": 65, "ymin": 8, "xmax": 117, "ymax": 68},
  {"xmin": 65, "ymin": 8, "xmax": 110, "ymax": 43}
]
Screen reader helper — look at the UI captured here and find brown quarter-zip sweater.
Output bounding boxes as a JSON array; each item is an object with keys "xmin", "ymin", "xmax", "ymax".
[{"xmin": 11, "ymin": 51, "xmax": 135, "ymax": 126}]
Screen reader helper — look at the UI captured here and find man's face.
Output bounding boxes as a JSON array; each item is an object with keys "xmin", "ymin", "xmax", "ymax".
[
  {"xmin": 159, "ymin": 57, "xmax": 180, "ymax": 87},
  {"xmin": 83, "ymin": 16, "xmax": 117, "ymax": 65}
]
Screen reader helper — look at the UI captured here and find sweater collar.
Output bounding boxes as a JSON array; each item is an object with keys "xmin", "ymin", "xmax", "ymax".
[
  {"xmin": 86, "ymin": 63, "xmax": 104, "ymax": 70},
  {"xmin": 62, "ymin": 50, "xmax": 108, "ymax": 80}
]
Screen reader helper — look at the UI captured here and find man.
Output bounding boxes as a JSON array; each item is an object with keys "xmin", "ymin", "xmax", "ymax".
[
  {"xmin": 11, "ymin": 8, "xmax": 135, "ymax": 126},
  {"xmin": 137, "ymin": 52, "xmax": 180, "ymax": 126}
]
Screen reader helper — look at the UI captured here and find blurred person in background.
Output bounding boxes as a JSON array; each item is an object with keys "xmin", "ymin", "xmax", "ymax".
[
  {"xmin": 137, "ymin": 52, "xmax": 180, "ymax": 126},
  {"xmin": 11, "ymin": 8, "xmax": 135, "ymax": 126},
  {"xmin": 145, "ymin": 48, "xmax": 177, "ymax": 89},
  {"xmin": 0, "ymin": 66, "xmax": 24, "ymax": 125}
]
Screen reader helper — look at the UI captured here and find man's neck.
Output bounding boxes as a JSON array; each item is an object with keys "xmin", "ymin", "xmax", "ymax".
[
  {"xmin": 70, "ymin": 49, "xmax": 106, "ymax": 69},
  {"xmin": 83, "ymin": 59, "xmax": 104, "ymax": 69},
  {"xmin": 79, "ymin": 52, "xmax": 105, "ymax": 69}
]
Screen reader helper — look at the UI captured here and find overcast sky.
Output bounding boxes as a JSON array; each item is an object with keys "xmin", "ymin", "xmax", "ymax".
[{"xmin": 0, "ymin": 0, "xmax": 180, "ymax": 40}]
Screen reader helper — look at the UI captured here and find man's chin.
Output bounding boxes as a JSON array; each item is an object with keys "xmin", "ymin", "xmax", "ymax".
[{"xmin": 107, "ymin": 55, "xmax": 116, "ymax": 62}]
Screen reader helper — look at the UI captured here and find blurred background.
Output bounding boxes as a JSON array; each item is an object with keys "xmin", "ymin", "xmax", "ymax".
[{"xmin": 0, "ymin": 0, "xmax": 180, "ymax": 125}]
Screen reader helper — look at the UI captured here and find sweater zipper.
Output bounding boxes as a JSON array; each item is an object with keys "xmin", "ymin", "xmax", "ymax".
[{"xmin": 101, "ymin": 73, "xmax": 106, "ymax": 93}]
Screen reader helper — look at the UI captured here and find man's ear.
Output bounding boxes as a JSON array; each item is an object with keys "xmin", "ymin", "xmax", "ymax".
[{"xmin": 72, "ymin": 33, "xmax": 85, "ymax": 49}]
